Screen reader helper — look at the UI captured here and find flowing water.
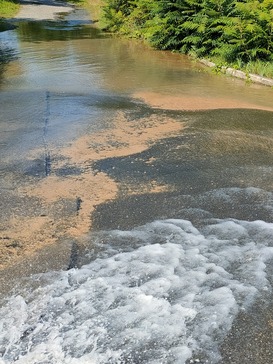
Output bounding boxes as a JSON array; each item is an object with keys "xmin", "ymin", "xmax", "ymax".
[{"xmin": 1, "ymin": 9, "xmax": 273, "ymax": 364}]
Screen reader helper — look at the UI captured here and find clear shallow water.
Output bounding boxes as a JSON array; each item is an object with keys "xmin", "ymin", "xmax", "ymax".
[{"xmin": 1, "ymin": 9, "xmax": 273, "ymax": 364}]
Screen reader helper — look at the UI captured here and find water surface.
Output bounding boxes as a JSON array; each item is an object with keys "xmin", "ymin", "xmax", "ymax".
[{"xmin": 1, "ymin": 10, "xmax": 273, "ymax": 364}]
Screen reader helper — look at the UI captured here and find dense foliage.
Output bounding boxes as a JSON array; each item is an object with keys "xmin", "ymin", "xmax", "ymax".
[{"xmin": 102, "ymin": 0, "xmax": 273, "ymax": 65}]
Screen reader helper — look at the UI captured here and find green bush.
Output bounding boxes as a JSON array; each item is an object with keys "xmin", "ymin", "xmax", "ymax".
[
  {"xmin": 0, "ymin": 0, "xmax": 19, "ymax": 18},
  {"xmin": 102, "ymin": 0, "xmax": 273, "ymax": 75}
]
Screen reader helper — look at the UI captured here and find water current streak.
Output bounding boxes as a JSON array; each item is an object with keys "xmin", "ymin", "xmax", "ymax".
[{"xmin": 43, "ymin": 90, "xmax": 51, "ymax": 176}]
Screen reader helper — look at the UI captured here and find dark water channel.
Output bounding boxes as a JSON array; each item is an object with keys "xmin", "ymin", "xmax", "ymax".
[{"xmin": 1, "ymin": 9, "xmax": 273, "ymax": 364}]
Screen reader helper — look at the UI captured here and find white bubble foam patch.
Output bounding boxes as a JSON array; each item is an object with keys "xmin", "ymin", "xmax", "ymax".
[{"xmin": 1, "ymin": 218, "xmax": 273, "ymax": 363}]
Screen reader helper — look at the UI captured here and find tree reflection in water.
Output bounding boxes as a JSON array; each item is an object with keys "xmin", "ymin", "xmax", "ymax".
[{"xmin": 0, "ymin": 21, "xmax": 17, "ymax": 82}]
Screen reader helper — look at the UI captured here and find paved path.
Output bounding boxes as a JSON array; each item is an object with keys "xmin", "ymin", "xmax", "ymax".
[{"xmin": 14, "ymin": 0, "xmax": 74, "ymax": 20}]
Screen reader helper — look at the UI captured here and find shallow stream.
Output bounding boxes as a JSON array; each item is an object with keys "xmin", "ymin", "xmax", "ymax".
[{"xmin": 0, "ymin": 8, "xmax": 273, "ymax": 363}]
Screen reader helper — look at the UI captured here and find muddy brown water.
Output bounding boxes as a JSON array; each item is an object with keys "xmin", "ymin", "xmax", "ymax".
[{"xmin": 1, "ymin": 9, "xmax": 273, "ymax": 363}]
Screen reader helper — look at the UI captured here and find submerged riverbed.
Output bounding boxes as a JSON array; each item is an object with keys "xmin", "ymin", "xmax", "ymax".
[{"xmin": 1, "ymin": 5, "xmax": 273, "ymax": 363}]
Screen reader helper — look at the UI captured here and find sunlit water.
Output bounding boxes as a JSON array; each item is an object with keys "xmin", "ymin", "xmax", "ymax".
[{"xmin": 1, "ymin": 9, "xmax": 273, "ymax": 364}]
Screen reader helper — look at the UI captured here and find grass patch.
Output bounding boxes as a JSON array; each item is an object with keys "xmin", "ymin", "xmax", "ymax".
[
  {"xmin": 208, "ymin": 56, "xmax": 273, "ymax": 81},
  {"xmin": 74, "ymin": 0, "xmax": 106, "ymax": 28},
  {"xmin": 244, "ymin": 60, "xmax": 273, "ymax": 79},
  {"xmin": 0, "ymin": 0, "xmax": 19, "ymax": 18}
]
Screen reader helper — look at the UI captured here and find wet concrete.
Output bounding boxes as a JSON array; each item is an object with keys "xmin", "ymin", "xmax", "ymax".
[
  {"xmin": 14, "ymin": 0, "xmax": 74, "ymax": 21},
  {"xmin": 1, "ymin": 6, "xmax": 273, "ymax": 362},
  {"xmin": 0, "ymin": 238, "xmax": 76, "ymax": 300},
  {"xmin": 92, "ymin": 108, "xmax": 273, "ymax": 231}
]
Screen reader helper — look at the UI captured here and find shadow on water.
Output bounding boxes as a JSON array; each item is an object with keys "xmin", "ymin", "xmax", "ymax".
[
  {"xmin": 15, "ymin": 19, "xmax": 106, "ymax": 41},
  {"xmin": 18, "ymin": 0, "xmax": 75, "ymax": 6},
  {"xmin": 0, "ymin": 20, "xmax": 17, "ymax": 77},
  {"xmin": 0, "ymin": 43, "xmax": 17, "ymax": 82},
  {"xmin": 9, "ymin": 6, "xmax": 107, "ymax": 42},
  {"xmin": 0, "ymin": 20, "xmax": 16, "ymax": 32}
]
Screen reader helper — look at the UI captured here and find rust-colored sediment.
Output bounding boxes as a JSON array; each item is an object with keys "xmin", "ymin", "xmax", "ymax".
[
  {"xmin": 133, "ymin": 91, "xmax": 273, "ymax": 112},
  {"xmin": 3, "ymin": 91, "xmax": 273, "ymax": 270},
  {"xmin": 0, "ymin": 111, "xmax": 184, "ymax": 269}
]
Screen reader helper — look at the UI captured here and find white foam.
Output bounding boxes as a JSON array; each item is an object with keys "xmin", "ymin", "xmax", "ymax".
[{"xmin": 1, "ymin": 218, "xmax": 273, "ymax": 363}]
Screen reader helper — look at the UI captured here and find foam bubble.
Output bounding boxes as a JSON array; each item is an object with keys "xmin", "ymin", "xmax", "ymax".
[{"xmin": 1, "ymin": 218, "xmax": 273, "ymax": 363}]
